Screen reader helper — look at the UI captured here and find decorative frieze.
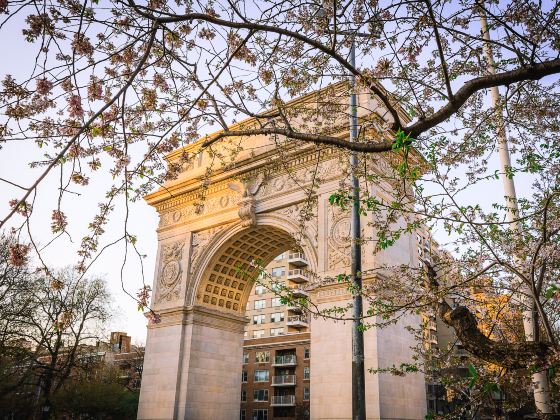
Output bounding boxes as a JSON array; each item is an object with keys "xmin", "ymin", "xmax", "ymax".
[
  {"xmin": 257, "ymin": 159, "xmax": 337, "ymax": 200},
  {"xmin": 158, "ymin": 192, "xmax": 242, "ymax": 228}
]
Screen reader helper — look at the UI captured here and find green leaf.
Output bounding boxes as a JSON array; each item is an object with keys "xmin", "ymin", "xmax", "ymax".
[
  {"xmin": 545, "ymin": 284, "xmax": 559, "ymax": 300},
  {"xmin": 467, "ymin": 363, "xmax": 478, "ymax": 389},
  {"xmin": 482, "ymin": 381, "xmax": 499, "ymax": 394}
]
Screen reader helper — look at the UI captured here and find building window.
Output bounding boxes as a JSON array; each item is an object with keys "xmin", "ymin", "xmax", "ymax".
[
  {"xmin": 270, "ymin": 327, "xmax": 284, "ymax": 336},
  {"xmin": 304, "ymin": 366, "xmax": 310, "ymax": 380},
  {"xmin": 304, "ymin": 348, "xmax": 310, "ymax": 359},
  {"xmin": 274, "ymin": 253, "xmax": 285, "ymax": 260},
  {"xmin": 253, "ymin": 314, "xmax": 266, "ymax": 325},
  {"xmin": 242, "ymin": 371, "xmax": 248, "ymax": 382},
  {"xmin": 241, "ymin": 390, "xmax": 247, "ymax": 402},
  {"xmin": 255, "ymin": 351, "xmax": 270, "ymax": 363},
  {"xmin": 240, "ymin": 409, "xmax": 246, "ymax": 420},
  {"xmin": 271, "ymin": 312, "xmax": 284, "ymax": 323},
  {"xmin": 255, "ymin": 284, "xmax": 266, "ymax": 295},
  {"xmin": 303, "ymin": 387, "xmax": 310, "ymax": 401},
  {"xmin": 271, "ymin": 267, "xmax": 285, "ymax": 277},
  {"xmin": 243, "ymin": 352, "xmax": 249, "ymax": 364},
  {"xmin": 253, "ymin": 389, "xmax": 269, "ymax": 402},
  {"xmin": 271, "ymin": 281, "xmax": 283, "ymax": 292},
  {"xmin": 254, "ymin": 299, "xmax": 266, "ymax": 310},
  {"xmin": 253, "ymin": 409, "xmax": 268, "ymax": 420},
  {"xmin": 254, "ymin": 370, "xmax": 269, "ymax": 382},
  {"xmin": 253, "ymin": 330, "xmax": 265, "ymax": 339},
  {"xmin": 271, "ymin": 297, "xmax": 283, "ymax": 307}
]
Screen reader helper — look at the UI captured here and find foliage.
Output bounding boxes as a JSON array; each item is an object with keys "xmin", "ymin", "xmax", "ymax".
[
  {"xmin": 52, "ymin": 381, "xmax": 139, "ymax": 419},
  {"xmin": 0, "ymin": 236, "xmax": 113, "ymax": 418}
]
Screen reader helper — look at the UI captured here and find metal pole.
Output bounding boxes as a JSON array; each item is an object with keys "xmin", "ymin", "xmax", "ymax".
[
  {"xmin": 478, "ymin": 7, "xmax": 552, "ymax": 414},
  {"xmin": 349, "ymin": 38, "xmax": 366, "ymax": 420}
]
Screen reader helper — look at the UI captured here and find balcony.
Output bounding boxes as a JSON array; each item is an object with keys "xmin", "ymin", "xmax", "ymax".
[
  {"xmin": 287, "ymin": 269, "xmax": 309, "ymax": 284},
  {"xmin": 455, "ymin": 347, "xmax": 468, "ymax": 358},
  {"xmin": 272, "ymin": 355, "xmax": 297, "ymax": 367},
  {"xmin": 272, "ymin": 375, "xmax": 296, "ymax": 386},
  {"xmin": 290, "ymin": 286, "xmax": 308, "ymax": 299},
  {"xmin": 288, "ymin": 303, "xmax": 303, "ymax": 313},
  {"xmin": 271, "ymin": 395, "xmax": 296, "ymax": 406},
  {"xmin": 288, "ymin": 252, "xmax": 307, "ymax": 267},
  {"xmin": 287, "ymin": 315, "xmax": 309, "ymax": 329}
]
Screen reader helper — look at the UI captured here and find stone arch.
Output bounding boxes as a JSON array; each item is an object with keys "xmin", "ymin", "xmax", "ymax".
[{"xmin": 189, "ymin": 213, "xmax": 318, "ymax": 314}]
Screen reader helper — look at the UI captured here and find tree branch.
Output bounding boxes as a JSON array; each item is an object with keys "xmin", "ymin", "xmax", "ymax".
[
  {"xmin": 201, "ymin": 127, "xmax": 394, "ymax": 153},
  {"xmin": 424, "ymin": 261, "xmax": 553, "ymax": 370},
  {"xmin": 406, "ymin": 58, "xmax": 560, "ymax": 138}
]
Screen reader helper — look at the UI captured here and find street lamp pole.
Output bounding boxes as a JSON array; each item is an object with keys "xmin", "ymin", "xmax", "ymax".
[
  {"xmin": 348, "ymin": 37, "xmax": 367, "ymax": 420},
  {"xmin": 318, "ymin": 8, "xmax": 376, "ymax": 417}
]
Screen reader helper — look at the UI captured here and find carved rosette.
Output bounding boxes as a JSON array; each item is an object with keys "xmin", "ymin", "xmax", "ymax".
[{"xmin": 157, "ymin": 241, "xmax": 185, "ymax": 303}]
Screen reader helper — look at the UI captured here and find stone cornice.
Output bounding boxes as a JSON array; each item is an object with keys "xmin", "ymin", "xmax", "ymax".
[
  {"xmin": 147, "ymin": 305, "xmax": 248, "ymax": 334},
  {"xmin": 147, "ymin": 145, "xmax": 342, "ymax": 213}
]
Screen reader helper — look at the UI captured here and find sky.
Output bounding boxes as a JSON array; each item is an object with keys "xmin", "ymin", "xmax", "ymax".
[{"xmin": 0, "ymin": 28, "xmax": 158, "ymax": 344}]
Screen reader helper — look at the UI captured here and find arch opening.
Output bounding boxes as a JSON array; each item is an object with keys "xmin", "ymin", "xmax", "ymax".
[{"xmin": 195, "ymin": 225, "xmax": 306, "ymax": 314}]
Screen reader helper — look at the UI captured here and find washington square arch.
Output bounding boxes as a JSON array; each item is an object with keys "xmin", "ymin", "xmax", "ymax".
[{"xmin": 137, "ymin": 84, "xmax": 428, "ymax": 420}]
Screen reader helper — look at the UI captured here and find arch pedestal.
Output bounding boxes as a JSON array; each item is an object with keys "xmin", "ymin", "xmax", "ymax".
[
  {"xmin": 138, "ymin": 306, "xmax": 246, "ymax": 420},
  {"xmin": 310, "ymin": 292, "xmax": 427, "ymax": 419}
]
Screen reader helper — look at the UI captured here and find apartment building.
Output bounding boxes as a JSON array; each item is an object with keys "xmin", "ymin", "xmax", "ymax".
[
  {"xmin": 416, "ymin": 228, "xmax": 469, "ymax": 415},
  {"xmin": 241, "ymin": 252, "xmax": 311, "ymax": 420}
]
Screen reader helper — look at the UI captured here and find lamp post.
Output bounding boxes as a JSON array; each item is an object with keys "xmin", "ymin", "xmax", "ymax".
[
  {"xmin": 317, "ymin": 9, "xmax": 382, "ymax": 418},
  {"xmin": 348, "ymin": 37, "xmax": 366, "ymax": 420}
]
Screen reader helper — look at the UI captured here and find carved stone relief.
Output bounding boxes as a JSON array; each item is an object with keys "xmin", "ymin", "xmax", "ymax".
[
  {"xmin": 158, "ymin": 191, "xmax": 241, "ymax": 229},
  {"xmin": 228, "ymin": 173, "xmax": 265, "ymax": 227},
  {"xmin": 327, "ymin": 205, "xmax": 367, "ymax": 270},
  {"xmin": 276, "ymin": 201, "xmax": 318, "ymax": 249},
  {"xmin": 190, "ymin": 222, "xmax": 236, "ymax": 276},
  {"xmin": 257, "ymin": 160, "xmax": 337, "ymax": 200},
  {"xmin": 327, "ymin": 206, "xmax": 352, "ymax": 270},
  {"xmin": 157, "ymin": 241, "xmax": 185, "ymax": 303}
]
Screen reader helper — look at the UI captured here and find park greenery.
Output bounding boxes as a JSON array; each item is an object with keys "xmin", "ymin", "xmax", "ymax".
[{"xmin": 0, "ymin": 235, "xmax": 139, "ymax": 419}]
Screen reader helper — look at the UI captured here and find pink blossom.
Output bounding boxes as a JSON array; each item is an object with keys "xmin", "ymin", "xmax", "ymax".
[
  {"xmin": 67, "ymin": 94, "xmax": 84, "ymax": 118},
  {"xmin": 8, "ymin": 243, "xmax": 29, "ymax": 267},
  {"xmin": 36, "ymin": 78, "xmax": 53, "ymax": 96}
]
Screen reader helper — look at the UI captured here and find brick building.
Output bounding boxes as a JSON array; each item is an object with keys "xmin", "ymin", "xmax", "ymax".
[{"xmin": 241, "ymin": 252, "xmax": 311, "ymax": 420}]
